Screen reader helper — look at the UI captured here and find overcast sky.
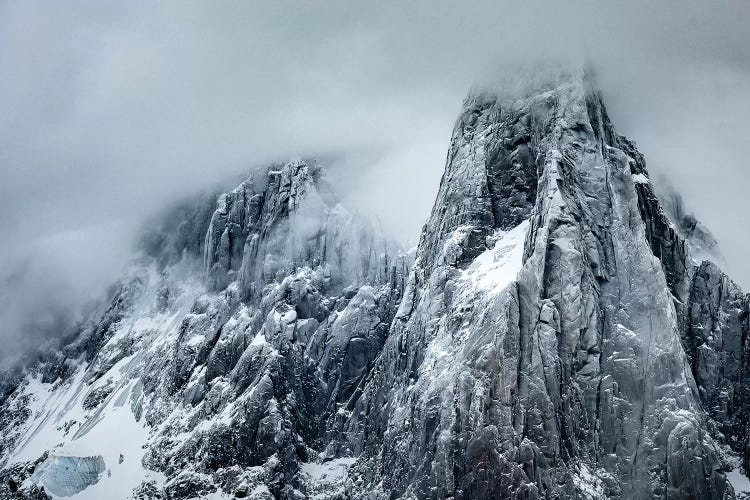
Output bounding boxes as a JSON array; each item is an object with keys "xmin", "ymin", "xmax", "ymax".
[{"xmin": 1, "ymin": 1, "xmax": 749, "ymax": 361}]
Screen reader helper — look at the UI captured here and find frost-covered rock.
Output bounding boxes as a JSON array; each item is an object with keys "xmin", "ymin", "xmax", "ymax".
[
  {"xmin": 0, "ymin": 159, "xmax": 409, "ymax": 499},
  {"xmin": 344, "ymin": 68, "xmax": 736, "ymax": 499}
]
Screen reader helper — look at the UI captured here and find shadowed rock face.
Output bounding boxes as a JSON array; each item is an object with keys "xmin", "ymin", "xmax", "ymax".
[
  {"xmin": 1, "ymin": 70, "xmax": 750, "ymax": 500},
  {"xmin": 685, "ymin": 262, "xmax": 750, "ymax": 468}
]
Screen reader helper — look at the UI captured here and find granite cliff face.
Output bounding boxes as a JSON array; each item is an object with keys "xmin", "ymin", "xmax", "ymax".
[{"xmin": 2, "ymin": 70, "xmax": 750, "ymax": 499}]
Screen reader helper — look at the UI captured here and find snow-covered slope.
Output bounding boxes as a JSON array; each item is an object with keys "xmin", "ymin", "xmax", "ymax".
[{"xmin": 2, "ymin": 69, "xmax": 750, "ymax": 499}]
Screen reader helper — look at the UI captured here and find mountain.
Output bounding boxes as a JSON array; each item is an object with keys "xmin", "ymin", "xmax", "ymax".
[{"xmin": 2, "ymin": 68, "xmax": 750, "ymax": 499}]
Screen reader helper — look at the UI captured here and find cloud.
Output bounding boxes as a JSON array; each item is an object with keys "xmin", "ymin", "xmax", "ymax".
[{"xmin": 1, "ymin": 0, "xmax": 750, "ymax": 362}]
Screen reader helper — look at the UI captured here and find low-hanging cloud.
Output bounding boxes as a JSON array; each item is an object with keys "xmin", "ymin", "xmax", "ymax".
[{"xmin": 1, "ymin": 0, "xmax": 750, "ymax": 363}]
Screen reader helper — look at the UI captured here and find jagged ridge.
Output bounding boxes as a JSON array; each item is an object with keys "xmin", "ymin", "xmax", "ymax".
[
  {"xmin": 0, "ymin": 160, "xmax": 410, "ymax": 499},
  {"xmin": 2, "ymin": 70, "xmax": 750, "ymax": 500}
]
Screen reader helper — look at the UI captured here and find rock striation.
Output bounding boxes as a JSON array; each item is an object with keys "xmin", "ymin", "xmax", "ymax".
[
  {"xmin": 1, "ymin": 69, "xmax": 750, "ymax": 499},
  {"xmin": 343, "ymin": 69, "xmax": 738, "ymax": 499}
]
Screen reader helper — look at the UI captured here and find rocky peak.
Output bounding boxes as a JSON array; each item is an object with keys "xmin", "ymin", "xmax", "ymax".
[
  {"xmin": 203, "ymin": 159, "xmax": 401, "ymax": 301},
  {"xmin": 0, "ymin": 158, "xmax": 411, "ymax": 499},
  {"xmin": 3, "ymin": 68, "xmax": 750, "ymax": 500},
  {"xmin": 346, "ymin": 69, "xmax": 739, "ymax": 499},
  {"xmin": 414, "ymin": 69, "xmax": 627, "ymax": 278}
]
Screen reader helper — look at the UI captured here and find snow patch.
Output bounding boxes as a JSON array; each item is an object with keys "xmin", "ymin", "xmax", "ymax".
[
  {"xmin": 250, "ymin": 332, "xmax": 268, "ymax": 346},
  {"xmin": 574, "ymin": 463, "xmax": 609, "ymax": 499},
  {"xmin": 8, "ymin": 366, "xmax": 159, "ymax": 498},
  {"xmin": 631, "ymin": 173, "xmax": 649, "ymax": 184},
  {"xmin": 462, "ymin": 220, "xmax": 529, "ymax": 295},
  {"xmin": 728, "ymin": 468, "xmax": 750, "ymax": 496},
  {"xmin": 300, "ymin": 457, "xmax": 355, "ymax": 481},
  {"xmin": 300, "ymin": 457, "xmax": 355, "ymax": 500}
]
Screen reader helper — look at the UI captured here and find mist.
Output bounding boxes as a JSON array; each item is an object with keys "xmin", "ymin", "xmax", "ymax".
[{"xmin": 2, "ymin": 0, "xmax": 749, "ymax": 363}]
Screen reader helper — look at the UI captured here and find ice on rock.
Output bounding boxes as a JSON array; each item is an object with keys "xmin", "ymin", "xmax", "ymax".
[{"xmin": 31, "ymin": 455, "xmax": 106, "ymax": 497}]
